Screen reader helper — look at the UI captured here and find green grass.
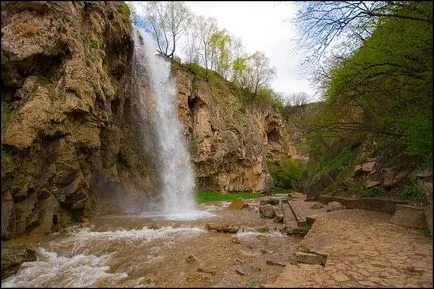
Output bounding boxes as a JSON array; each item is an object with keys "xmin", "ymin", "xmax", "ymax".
[
  {"xmin": 195, "ymin": 191, "xmax": 261, "ymax": 203},
  {"xmin": 359, "ymin": 186, "xmax": 386, "ymax": 198},
  {"xmin": 399, "ymin": 183, "xmax": 428, "ymax": 204},
  {"xmin": 302, "ymin": 223, "xmax": 312, "ymax": 234}
]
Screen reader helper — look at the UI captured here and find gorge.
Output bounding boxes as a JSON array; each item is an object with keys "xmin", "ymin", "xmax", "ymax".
[{"xmin": 1, "ymin": 1, "xmax": 432, "ymax": 288}]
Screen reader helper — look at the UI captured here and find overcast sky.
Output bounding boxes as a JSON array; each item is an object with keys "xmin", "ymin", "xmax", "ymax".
[
  {"xmin": 129, "ymin": 1, "xmax": 317, "ymax": 101},
  {"xmin": 184, "ymin": 1, "xmax": 316, "ymax": 99}
]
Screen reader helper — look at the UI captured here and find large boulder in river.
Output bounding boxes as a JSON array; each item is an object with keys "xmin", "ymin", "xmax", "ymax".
[{"xmin": 1, "ymin": 247, "xmax": 36, "ymax": 279}]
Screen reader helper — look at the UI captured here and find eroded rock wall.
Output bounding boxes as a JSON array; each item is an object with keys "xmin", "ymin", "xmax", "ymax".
[
  {"xmin": 172, "ymin": 66, "xmax": 300, "ymax": 193},
  {"xmin": 1, "ymin": 1, "xmax": 154, "ymax": 239}
]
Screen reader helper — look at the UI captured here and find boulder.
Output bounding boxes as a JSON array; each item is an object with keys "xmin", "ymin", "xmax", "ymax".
[
  {"xmin": 306, "ymin": 173, "xmax": 334, "ymax": 200},
  {"xmin": 260, "ymin": 198, "xmax": 279, "ymax": 206},
  {"xmin": 1, "ymin": 247, "xmax": 37, "ymax": 279},
  {"xmin": 259, "ymin": 204, "xmax": 276, "ymax": 218},
  {"xmin": 266, "ymin": 260, "xmax": 286, "ymax": 267},
  {"xmin": 295, "ymin": 251, "xmax": 327, "ymax": 266},
  {"xmin": 361, "ymin": 161, "xmax": 376, "ymax": 172},
  {"xmin": 306, "ymin": 174, "xmax": 323, "ymax": 200},
  {"xmin": 382, "ymin": 168, "xmax": 396, "ymax": 188},
  {"xmin": 416, "ymin": 170, "xmax": 433, "ymax": 178},
  {"xmin": 205, "ymin": 223, "xmax": 239, "ymax": 233},
  {"xmin": 228, "ymin": 198, "xmax": 245, "ymax": 210},
  {"xmin": 326, "ymin": 201, "xmax": 346, "ymax": 212},
  {"xmin": 364, "ymin": 179, "xmax": 381, "ymax": 189},
  {"xmin": 390, "ymin": 204, "xmax": 426, "ymax": 229},
  {"xmin": 273, "ymin": 213, "xmax": 284, "ymax": 223},
  {"xmin": 310, "ymin": 203, "xmax": 323, "ymax": 209}
]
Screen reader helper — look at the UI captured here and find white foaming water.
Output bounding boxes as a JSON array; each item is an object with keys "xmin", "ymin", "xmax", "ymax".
[
  {"xmin": 132, "ymin": 25, "xmax": 213, "ymax": 220},
  {"xmin": 2, "ymin": 226, "xmax": 206, "ymax": 288},
  {"xmin": 1, "ymin": 247, "xmax": 128, "ymax": 288}
]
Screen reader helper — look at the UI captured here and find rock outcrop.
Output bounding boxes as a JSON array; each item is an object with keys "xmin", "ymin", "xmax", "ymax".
[
  {"xmin": 172, "ymin": 64, "xmax": 300, "ymax": 193},
  {"xmin": 1, "ymin": 2, "xmax": 154, "ymax": 239}
]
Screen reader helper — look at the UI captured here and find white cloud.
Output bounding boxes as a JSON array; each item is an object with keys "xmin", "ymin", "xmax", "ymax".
[{"xmin": 184, "ymin": 1, "xmax": 316, "ymax": 97}]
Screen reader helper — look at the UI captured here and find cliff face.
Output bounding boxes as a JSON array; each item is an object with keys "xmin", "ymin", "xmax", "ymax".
[
  {"xmin": 1, "ymin": 2, "xmax": 154, "ymax": 239},
  {"xmin": 172, "ymin": 64, "xmax": 298, "ymax": 192},
  {"xmin": 1, "ymin": 2, "xmax": 303, "ymax": 240}
]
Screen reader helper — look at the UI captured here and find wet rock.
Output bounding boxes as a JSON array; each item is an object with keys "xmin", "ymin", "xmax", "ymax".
[
  {"xmin": 296, "ymin": 251, "xmax": 327, "ymax": 266},
  {"xmin": 259, "ymin": 204, "xmax": 275, "ymax": 218},
  {"xmin": 1, "ymin": 247, "xmax": 37, "ymax": 279},
  {"xmin": 205, "ymin": 223, "xmax": 239, "ymax": 233},
  {"xmin": 326, "ymin": 201, "xmax": 346, "ymax": 212},
  {"xmin": 310, "ymin": 203, "xmax": 323, "ymax": 209},
  {"xmin": 266, "ymin": 260, "xmax": 286, "ymax": 267},
  {"xmin": 228, "ymin": 198, "xmax": 245, "ymax": 210},
  {"xmin": 390, "ymin": 205, "xmax": 426, "ymax": 229}
]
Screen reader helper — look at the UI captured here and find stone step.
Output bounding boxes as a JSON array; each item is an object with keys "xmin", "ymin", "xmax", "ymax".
[
  {"xmin": 295, "ymin": 251, "xmax": 327, "ymax": 266},
  {"xmin": 287, "ymin": 200, "xmax": 307, "ymax": 227}
]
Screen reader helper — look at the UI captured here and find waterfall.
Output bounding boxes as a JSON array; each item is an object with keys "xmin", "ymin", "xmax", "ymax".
[{"xmin": 131, "ymin": 27, "xmax": 211, "ymax": 220}]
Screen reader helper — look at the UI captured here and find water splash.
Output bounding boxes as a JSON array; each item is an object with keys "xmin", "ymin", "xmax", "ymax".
[
  {"xmin": 1, "ymin": 226, "xmax": 207, "ymax": 288},
  {"xmin": 131, "ymin": 24, "xmax": 213, "ymax": 220}
]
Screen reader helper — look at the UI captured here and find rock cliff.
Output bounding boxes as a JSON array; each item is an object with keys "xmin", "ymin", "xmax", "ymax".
[
  {"xmin": 1, "ymin": 1, "xmax": 155, "ymax": 239},
  {"xmin": 172, "ymin": 63, "xmax": 298, "ymax": 192},
  {"xmin": 1, "ymin": 2, "xmax": 301, "ymax": 240}
]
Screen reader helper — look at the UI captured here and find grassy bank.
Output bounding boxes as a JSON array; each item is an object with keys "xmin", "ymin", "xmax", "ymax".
[{"xmin": 195, "ymin": 191, "xmax": 262, "ymax": 203}]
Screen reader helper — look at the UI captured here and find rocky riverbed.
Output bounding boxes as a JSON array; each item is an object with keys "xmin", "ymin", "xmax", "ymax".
[{"xmin": 2, "ymin": 200, "xmax": 302, "ymax": 288}]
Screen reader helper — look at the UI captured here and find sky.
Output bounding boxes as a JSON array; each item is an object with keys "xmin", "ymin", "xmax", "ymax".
[
  {"xmin": 128, "ymin": 1, "xmax": 318, "ymax": 101},
  {"xmin": 184, "ymin": 1, "xmax": 317, "ymax": 100}
]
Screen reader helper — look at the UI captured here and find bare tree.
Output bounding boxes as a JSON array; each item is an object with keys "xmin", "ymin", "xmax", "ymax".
[
  {"xmin": 142, "ymin": 2, "xmax": 192, "ymax": 58},
  {"xmin": 295, "ymin": 1, "xmax": 433, "ymax": 72},
  {"xmin": 248, "ymin": 52, "xmax": 276, "ymax": 97}
]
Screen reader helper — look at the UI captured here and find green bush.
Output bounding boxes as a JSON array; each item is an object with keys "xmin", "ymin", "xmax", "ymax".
[
  {"xmin": 268, "ymin": 157, "xmax": 308, "ymax": 190},
  {"xmin": 399, "ymin": 183, "xmax": 428, "ymax": 204},
  {"xmin": 90, "ymin": 40, "xmax": 99, "ymax": 49},
  {"xmin": 359, "ymin": 186, "xmax": 386, "ymax": 198}
]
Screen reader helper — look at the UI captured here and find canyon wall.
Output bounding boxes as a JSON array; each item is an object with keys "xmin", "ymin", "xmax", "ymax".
[{"xmin": 0, "ymin": 1, "xmax": 302, "ymax": 239}]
